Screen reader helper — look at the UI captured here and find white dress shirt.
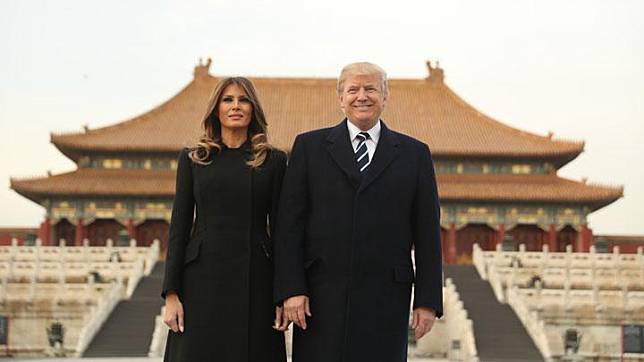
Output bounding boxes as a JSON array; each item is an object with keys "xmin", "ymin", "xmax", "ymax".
[{"xmin": 347, "ymin": 119, "xmax": 381, "ymax": 163}]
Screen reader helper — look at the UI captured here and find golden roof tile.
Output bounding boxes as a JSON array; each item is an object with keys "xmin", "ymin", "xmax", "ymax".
[
  {"xmin": 11, "ymin": 170, "xmax": 621, "ymax": 210},
  {"xmin": 50, "ymin": 64, "xmax": 583, "ymax": 166}
]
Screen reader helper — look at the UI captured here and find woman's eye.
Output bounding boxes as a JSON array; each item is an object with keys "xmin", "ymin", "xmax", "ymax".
[
  {"xmin": 222, "ymin": 97, "xmax": 233, "ymax": 102},
  {"xmin": 239, "ymin": 97, "xmax": 251, "ymax": 103}
]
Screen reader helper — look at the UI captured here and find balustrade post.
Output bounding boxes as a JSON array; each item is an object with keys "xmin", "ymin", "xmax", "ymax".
[
  {"xmin": 35, "ymin": 237, "xmax": 42, "ymax": 263},
  {"xmin": 83, "ymin": 238, "xmax": 90, "ymax": 264},
  {"xmin": 0, "ymin": 276, "xmax": 6, "ymax": 302},
  {"xmin": 28, "ymin": 273, "xmax": 36, "ymax": 303},
  {"xmin": 622, "ymin": 284, "xmax": 629, "ymax": 311}
]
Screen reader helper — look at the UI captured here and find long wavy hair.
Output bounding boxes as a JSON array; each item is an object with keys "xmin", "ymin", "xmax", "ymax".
[{"xmin": 189, "ymin": 77, "xmax": 271, "ymax": 168}]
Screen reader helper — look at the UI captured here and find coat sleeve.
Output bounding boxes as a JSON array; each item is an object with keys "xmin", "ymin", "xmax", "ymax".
[
  {"xmin": 161, "ymin": 148, "xmax": 195, "ymax": 299},
  {"xmin": 412, "ymin": 143, "xmax": 444, "ymax": 318},
  {"xmin": 269, "ymin": 149, "xmax": 288, "ymax": 242},
  {"xmin": 273, "ymin": 135, "xmax": 309, "ymax": 304}
]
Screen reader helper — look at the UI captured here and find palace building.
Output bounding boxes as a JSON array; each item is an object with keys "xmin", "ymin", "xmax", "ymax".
[{"xmin": 10, "ymin": 59, "xmax": 623, "ymax": 262}]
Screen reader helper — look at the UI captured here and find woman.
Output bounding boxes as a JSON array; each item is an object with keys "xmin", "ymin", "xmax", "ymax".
[{"xmin": 161, "ymin": 77, "xmax": 288, "ymax": 361}]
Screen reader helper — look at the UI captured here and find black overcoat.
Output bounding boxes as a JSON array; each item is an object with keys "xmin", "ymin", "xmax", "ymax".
[
  {"xmin": 162, "ymin": 144, "xmax": 287, "ymax": 362},
  {"xmin": 274, "ymin": 120, "xmax": 443, "ymax": 362}
]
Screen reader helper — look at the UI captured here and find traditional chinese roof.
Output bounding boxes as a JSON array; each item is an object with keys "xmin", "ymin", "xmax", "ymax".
[
  {"xmin": 10, "ymin": 169, "xmax": 173, "ymax": 202},
  {"xmin": 437, "ymin": 174, "xmax": 623, "ymax": 211},
  {"xmin": 595, "ymin": 234, "xmax": 644, "ymax": 245},
  {"xmin": 11, "ymin": 170, "xmax": 622, "ymax": 211},
  {"xmin": 50, "ymin": 60, "xmax": 583, "ymax": 167}
]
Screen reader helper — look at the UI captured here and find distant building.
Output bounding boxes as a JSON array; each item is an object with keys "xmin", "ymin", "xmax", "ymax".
[
  {"xmin": 0, "ymin": 227, "xmax": 37, "ymax": 245},
  {"xmin": 10, "ymin": 59, "xmax": 624, "ymax": 261}
]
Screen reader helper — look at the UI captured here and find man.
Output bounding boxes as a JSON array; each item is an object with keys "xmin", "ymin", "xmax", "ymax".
[{"xmin": 274, "ymin": 62, "xmax": 443, "ymax": 362}]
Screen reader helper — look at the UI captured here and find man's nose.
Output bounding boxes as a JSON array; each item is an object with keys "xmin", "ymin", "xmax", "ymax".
[{"xmin": 356, "ymin": 88, "xmax": 368, "ymax": 100}]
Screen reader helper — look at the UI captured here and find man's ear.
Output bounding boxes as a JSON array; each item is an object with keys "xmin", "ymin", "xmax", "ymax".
[{"xmin": 338, "ymin": 94, "xmax": 346, "ymax": 111}]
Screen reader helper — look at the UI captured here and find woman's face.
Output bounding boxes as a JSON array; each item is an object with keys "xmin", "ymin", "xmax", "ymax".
[{"xmin": 217, "ymin": 83, "xmax": 253, "ymax": 132}]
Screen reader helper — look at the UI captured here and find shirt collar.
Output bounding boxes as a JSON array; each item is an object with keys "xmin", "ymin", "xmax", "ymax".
[{"xmin": 346, "ymin": 119, "xmax": 381, "ymax": 144}]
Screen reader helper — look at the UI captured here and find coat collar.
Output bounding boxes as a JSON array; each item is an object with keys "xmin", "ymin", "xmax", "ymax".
[
  {"xmin": 326, "ymin": 119, "xmax": 400, "ymax": 192},
  {"xmin": 326, "ymin": 119, "xmax": 361, "ymax": 189},
  {"xmin": 359, "ymin": 120, "xmax": 400, "ymax": 193}
]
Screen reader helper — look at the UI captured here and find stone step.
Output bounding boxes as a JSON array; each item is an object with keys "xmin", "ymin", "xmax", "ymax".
[
  {"xmin": 444, "ymin": 265, "xmax": 544, "ymax": 362},
  {"xmin": 82, "ymin": 262, "xmax": 165, "ymax": 357}
]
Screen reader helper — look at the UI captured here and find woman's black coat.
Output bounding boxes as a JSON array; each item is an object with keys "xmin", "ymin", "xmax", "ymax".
[{"xmin": 162, "ymin": 144, "xmax": 287, "ymax": 362}]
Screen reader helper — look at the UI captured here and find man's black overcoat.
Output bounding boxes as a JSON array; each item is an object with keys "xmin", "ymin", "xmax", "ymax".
[{"xmin": 274, "ymin": 120, "xmax": 443, "ymax": 362}]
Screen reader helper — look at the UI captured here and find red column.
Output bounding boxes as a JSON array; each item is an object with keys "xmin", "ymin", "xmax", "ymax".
[
  {"xmin": 548, "ymin": 224, "xmax": 557, "ymax": 252},
  {"xmin": 447, "ymin": 223, "xmax": 457, "ymax": 264},
  {"xmin": 441, "ymin": 228, "xmax": 447, "ymax": 263},
  {"xmin": 39, "ymin": 218, "xmax": 51, "ymax": 245},
  {"xmin": 579, "ymin": 224, "xmax": 593, "ymax": 252},
  {"xmin": 495, "ymin": 224, "xmax": 506, "ymax": 250},
  {"xmin": 75, "ymin": 218, "xmax": 85, "ymax": 246},
  {"xmin": 127, "ymin": 218, "xmax": 136, "ymax": 242}
]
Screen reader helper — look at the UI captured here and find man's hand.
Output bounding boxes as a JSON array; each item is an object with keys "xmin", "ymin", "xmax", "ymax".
[
  {"xmin": 284, "ymin": 295, "xmax": 312, "ymax": 330},
  {"xmin": 411, "ymin": 307, "xmax": 436, "ymax": 340},
  {"xmin": 164, "ymin": 292, "xmax": 184, "ymax": 333},
  {"xmin": 273, "ymin": 306, "xmax": 291, "ymax": 331}
]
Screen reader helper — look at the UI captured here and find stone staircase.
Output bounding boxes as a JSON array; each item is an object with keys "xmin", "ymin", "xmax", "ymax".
[
  {"xmin": 83, "ymin": 262, "xmax": 165, "ymax": 357},
  {"xmin": 444, "ymin": 265, "xmax": 544, "ymax": 362}
]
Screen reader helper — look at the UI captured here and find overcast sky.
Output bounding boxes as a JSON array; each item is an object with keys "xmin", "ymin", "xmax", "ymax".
[{"xmin": 1, "ymin": 0, "xmax": 642, "ymax": 235}]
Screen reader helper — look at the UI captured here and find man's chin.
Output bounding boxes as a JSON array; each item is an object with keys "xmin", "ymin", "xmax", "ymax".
[{"xmin": 348, "ymin": 116, "xmax": 378, "ymax": 128}]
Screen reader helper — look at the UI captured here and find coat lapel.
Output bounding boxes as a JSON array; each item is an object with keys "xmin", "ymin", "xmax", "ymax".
[
  {"xmin": 326, "ymin": 119, "xmax": 361, "ymax": 190},
  {"xmin": 358, "ymin": 121, "xmax": 400, "ymax": 193}
]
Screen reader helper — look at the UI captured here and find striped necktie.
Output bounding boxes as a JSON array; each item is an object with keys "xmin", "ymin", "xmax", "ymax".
[{"xmin": 355, "ymin": 132, "xmax": 371, "ymax": 172}]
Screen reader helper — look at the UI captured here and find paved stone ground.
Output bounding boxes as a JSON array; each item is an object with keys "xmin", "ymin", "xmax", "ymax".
[
  {"xmin": 8, "ymin": 359, "xmax": 162, "ymax": 362},
  {"xmin": 5, "ymin": 358, "xmax": 447, "ymax": 362}
]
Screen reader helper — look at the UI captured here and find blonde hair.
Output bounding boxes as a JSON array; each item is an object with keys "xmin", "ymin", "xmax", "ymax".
[
  {"xmin": 337, "ymin": 62, "xmax": 389, "ymax": 97},
  {"xmin": 189, "ymin": 77, "xmax": 271, "ymax": 168}
]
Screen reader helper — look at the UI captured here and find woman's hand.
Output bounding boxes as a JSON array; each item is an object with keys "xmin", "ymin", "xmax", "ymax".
[
  {"xmin": 164, "ymin": 292, "xmax": 185, "ymax": 333},
  {"xmin": 273, "ymin": 306, "xmax": 291, "ymax": 331}
]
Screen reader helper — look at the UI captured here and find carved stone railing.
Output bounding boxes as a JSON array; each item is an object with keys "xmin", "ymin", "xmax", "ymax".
[
  {"xmin": 507, "ymin": 285, "xmax": 560, "ymax": 359},
  {"xmin": 74, "ymin": 281, "xmax": 124, "ymax": 356},
  {"xmin": 475, "ymin": 243, "xmax": 643, "ymax": 271},
  {"xmin": 474, "ymin": 243, "xmax": 644, "ymax": 361},
  {"xmin": 149, "ymin": 306, "xmax": 168, "ymax": 357},
  {"xmin": 443, "ymin": 278, "xmax": 479, "ymax": 361},
  {"xmin": 124, "ymin": 258, "xmax": 145, "ymax": 298},
  {"xmin": 1, "ymin": 238, "xmax": 160, "ymax": 277}
]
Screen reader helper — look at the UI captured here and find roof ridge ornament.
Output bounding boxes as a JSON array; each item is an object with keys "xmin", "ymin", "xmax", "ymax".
[
  {"xmin": 425, "ymin": 60, "xmax": 445, "ymax": 83},
  {"xmin": 426, "ymin": 60, "xmax": 444, "ymax": 84},
  {"xmin": 194, "ymin": 57, "xmax": 213, "ymax": 79}
]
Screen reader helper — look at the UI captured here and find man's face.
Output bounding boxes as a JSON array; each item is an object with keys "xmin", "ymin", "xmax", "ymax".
[{"xmin": 339, "ymin": 73, "xmax": 387, "ymax": 129}]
